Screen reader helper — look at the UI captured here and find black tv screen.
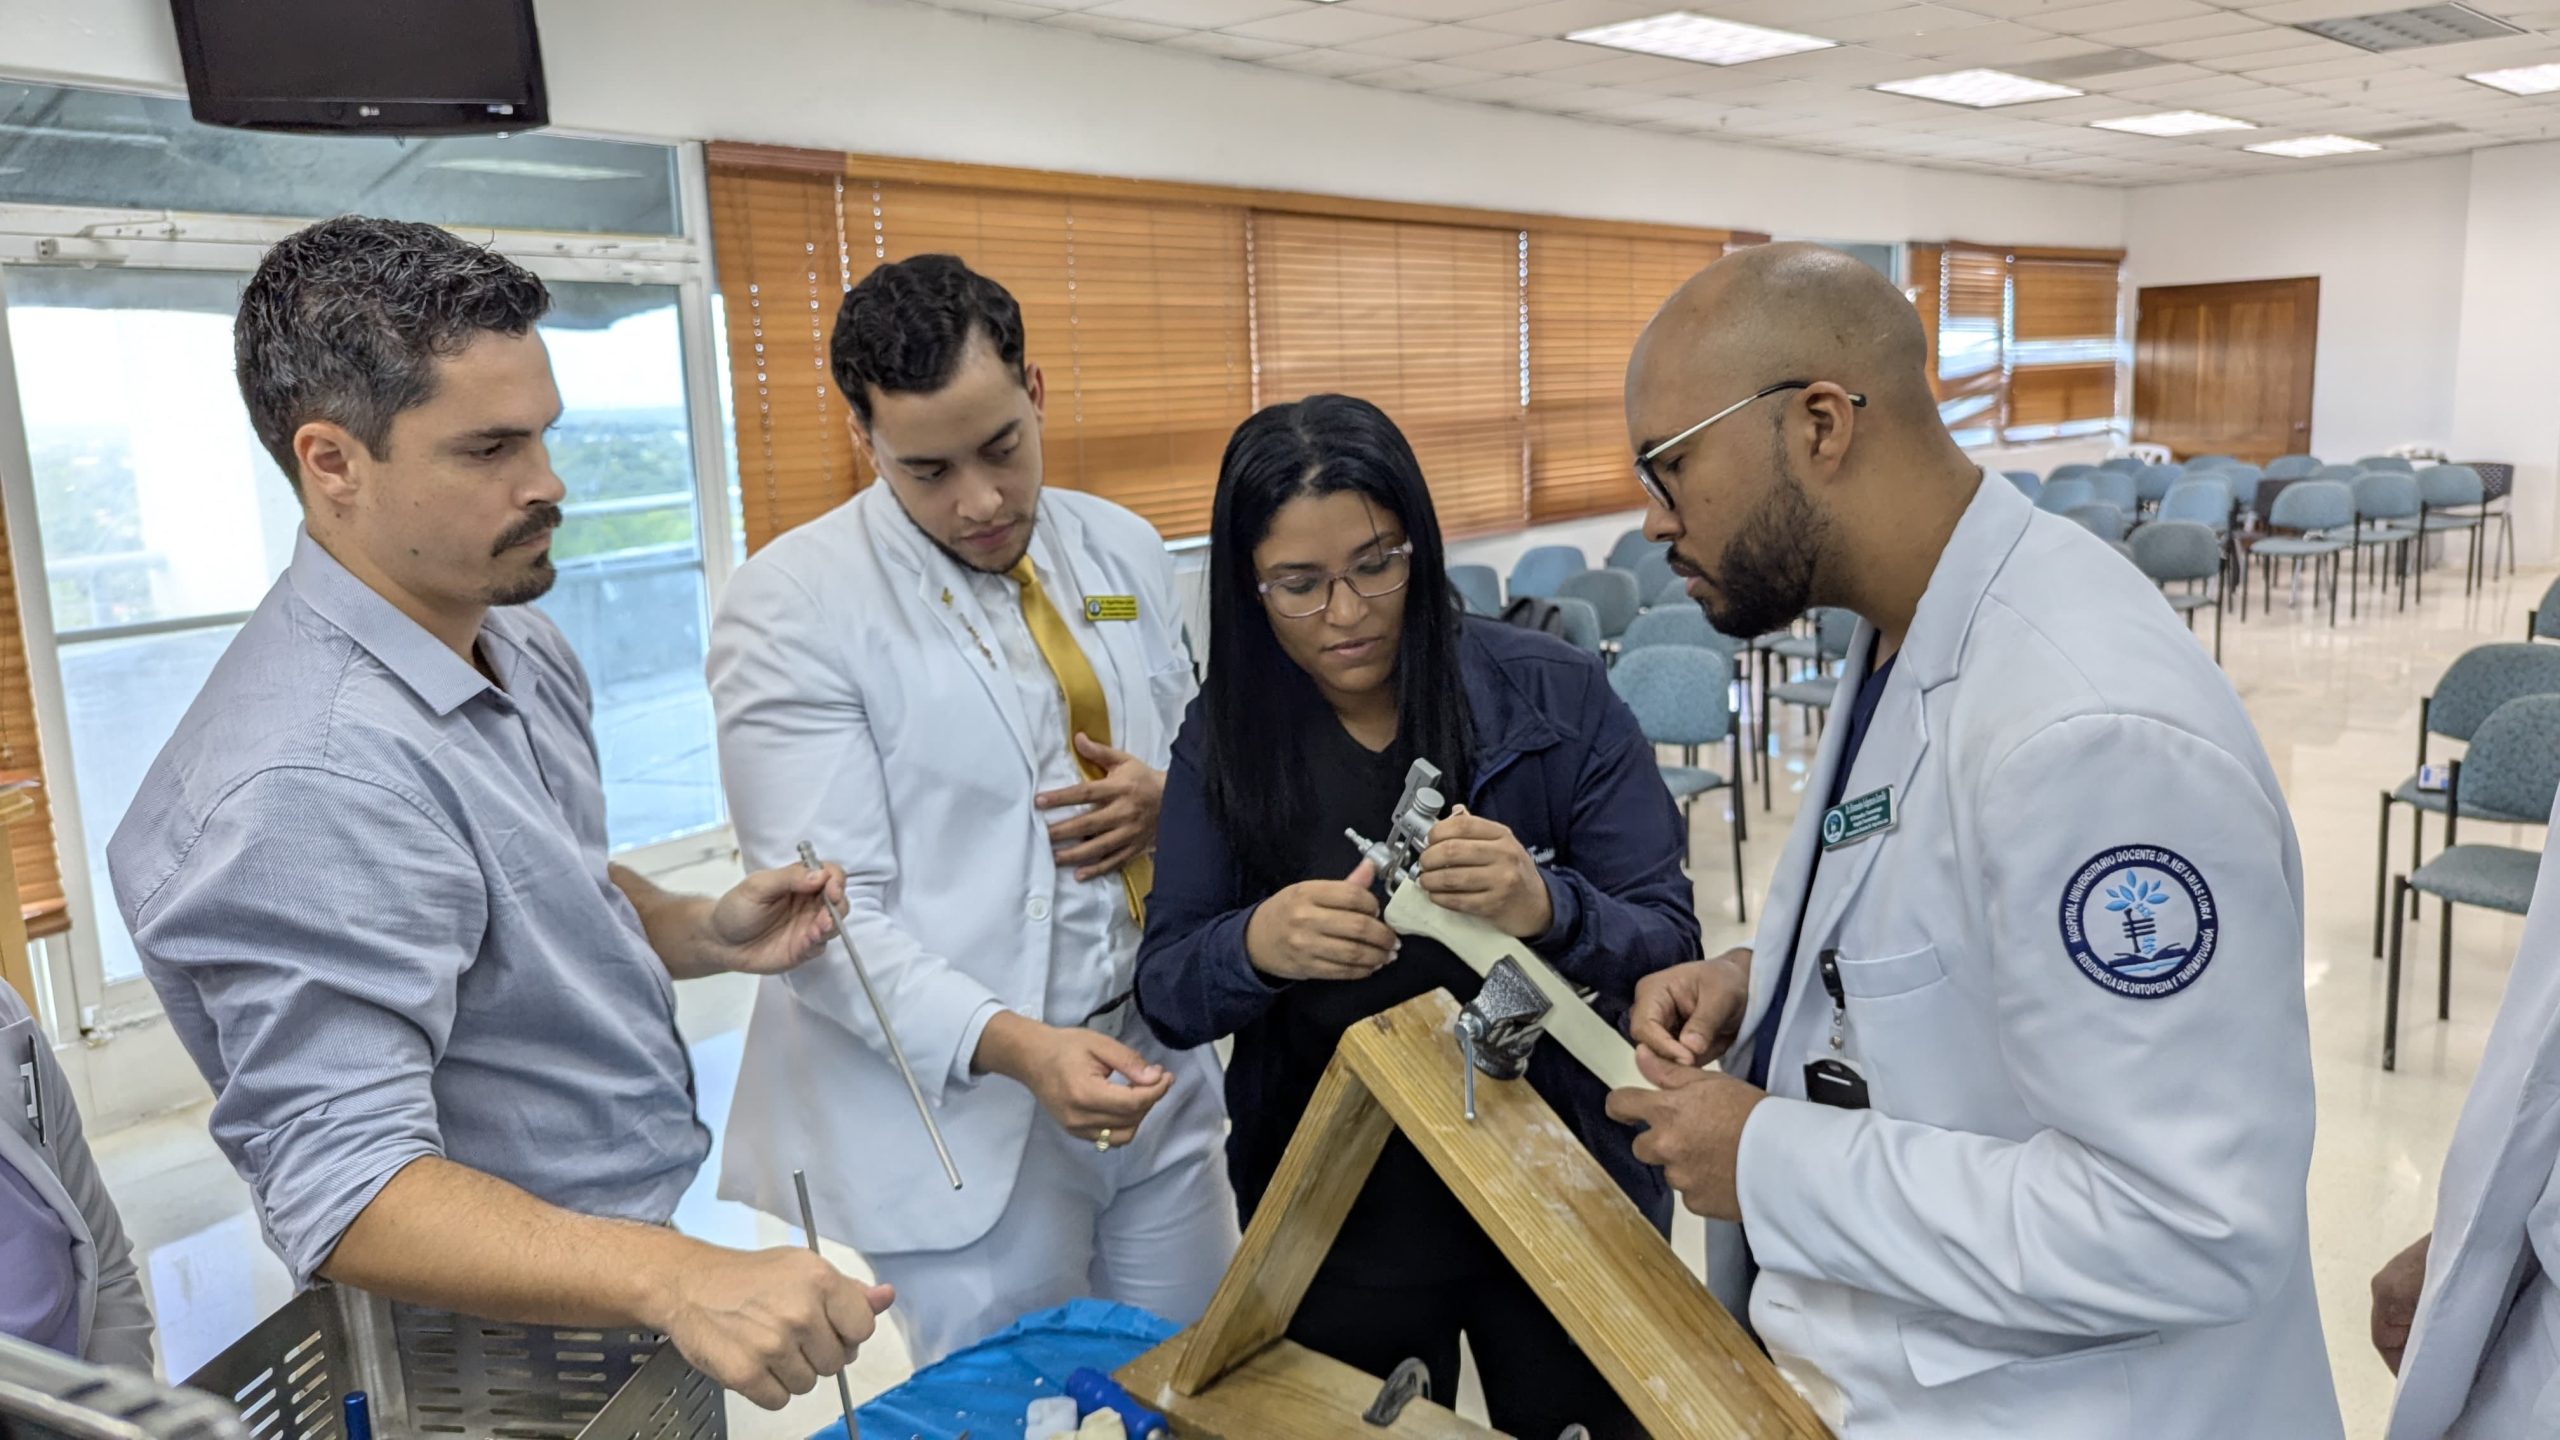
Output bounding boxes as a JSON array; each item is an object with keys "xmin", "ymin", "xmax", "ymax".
[{"xmin": 168, "ymin": 0, "xmax": 548, "ymax": 135}]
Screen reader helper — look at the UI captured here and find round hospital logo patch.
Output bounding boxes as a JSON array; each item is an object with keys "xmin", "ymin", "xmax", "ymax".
[
  {"xmin": 1821, "ymin": 808, "xmax": 1848, "ymax": 847},
  {"xmin": 2058, "ymin": 845, "xmax": 2219, "ymax": 999}
]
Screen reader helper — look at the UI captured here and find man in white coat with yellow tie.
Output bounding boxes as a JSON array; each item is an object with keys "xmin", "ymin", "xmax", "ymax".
[
  {"xmin": 1603, "ymin": 244, "xmax": 2342, "ymax": 1438},
  {"xmin": 2372, "ymin": 782, "xmax": 2560, "ymax": 1437},
  {"xmin": 708, "ymin": 254, "xmax": 1236, "ymax": 1364}
]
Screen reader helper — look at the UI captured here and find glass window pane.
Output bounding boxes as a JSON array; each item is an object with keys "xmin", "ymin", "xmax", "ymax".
[
  {"xmin": 0, "ymin": 82, "xmax": 679, "ymax": 236},
  {"xmin": 537, "ymin": 282, "xmax": 723, "ymax": 850},
  {"xmin": 7, "ymin": 268, "xmax": 292, "ymax": 634},
  {"xmin": 59, "ymin": 627, "xmax": 240, "ymax": 985},
  {"xmin": 6, "ymin": 268, "xmax": 721, "ymax": 984}
]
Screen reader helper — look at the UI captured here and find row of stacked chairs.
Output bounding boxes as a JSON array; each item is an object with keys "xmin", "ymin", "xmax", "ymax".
[{"xmin": 2007, "ymin": 454, "xmax": 2510, "ymax": 639}]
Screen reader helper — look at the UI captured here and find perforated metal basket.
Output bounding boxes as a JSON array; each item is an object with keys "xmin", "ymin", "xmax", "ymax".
[{"xmin": 179, "ymin": 1286, "xmax": 722, "ymax": 1440}]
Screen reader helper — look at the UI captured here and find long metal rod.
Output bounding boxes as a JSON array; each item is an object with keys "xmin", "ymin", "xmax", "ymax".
[
  {"xmin": 796, "ymin": 842, "xmax": 964, "ymax": 1189},
  {"xmin": 791, "ymin": 1170, "xmax": 861, "ymax": 1440}
]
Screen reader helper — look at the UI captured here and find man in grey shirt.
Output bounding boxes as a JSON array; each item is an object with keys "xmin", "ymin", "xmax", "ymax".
[{"xmin": 110, "ymin": 216, "xmax": 891, "ymax": 1410}]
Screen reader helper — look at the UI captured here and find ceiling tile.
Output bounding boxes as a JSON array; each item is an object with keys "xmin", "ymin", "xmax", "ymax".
[
  {"xmin": 2239, "ymin": 1, "xmax": 2403, "ymax": 21},
  {"xmin": 1333, "ymin": 0, "xmax": 1528, "ymax": 18},
  {"xmin": 1430, "ymin": 73, "xmax": 1591, "ymax": 101},
  {"xmin": 1084, "ymin": 0, "xmax": 1301, "ymax": 26},
  {"xmin": 1340, "ymin": 23, "xmax": 1527, "ymax": 58},
  {"xmin": 1546, "ymin": 50, "xmax": 1721, "ymax": 82},
  {"xmin": 1732, "ymin": 43, "xmax": 1955, "ymax": 82},
  {"xmin": 1897, "ymin": 20, "xmax": 2064, "ymax": 59},
  {"xmin": 1258, "ymin": 46, "xmax": 1407, "ymax": 75},
  {"xmin": 2087, "ymin": 12, "xmax": 2279, "ymax": 47},
  {"xmin": 1352, "ymin": 59, "xmax": 1493, "ymax": 87},
  {"xmin": 1466, "ymin": 0, "xmax": 1666, "ymax": 36},
  {"xmin": 922, "ymin": 0, "xmax": 1060, "ymax": 17},
  {"xmin": 2028, "ymin": 1, "xmax": 2220, "ymax": 36},
  {"xmin": 1222, "ymin": 6, "xmax": 1430, "ymax": 43},
  {"xmin": 1158, "ymin": 31, "xmax": 1309, "ymax": 59},
  {"xmin": 1500, "ymin": 84, "xmax": 1633, "ymax": 111},
  {"xmin": 1816, "ymin": 4, "xmax": 1999, "ymax": 42},
  {"xmin": 1460, "ymin": 35, "xmax": 1633, "ymax": 72},
  {"xmin": 2148, "ymin": 28, "xmax": 2325, "ymax": 62},
  {"xmin": 1694, "ymin": 0, "xmax": 1918, "ymax": 23},
  {"xmin": 1040, "ymin": 12, "xmax": 1188, "ymax": 40}
]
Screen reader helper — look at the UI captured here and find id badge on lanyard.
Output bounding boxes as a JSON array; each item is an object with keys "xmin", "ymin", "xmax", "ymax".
[{"xmin": 1802, "ymin": 949, "xmax": 1871, "ymax": 1111}]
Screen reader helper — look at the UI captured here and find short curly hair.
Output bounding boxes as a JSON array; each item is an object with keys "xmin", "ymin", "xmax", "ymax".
[
  {"xmin": 828, "ymin": 254, "xmax": 1025, "ymax": 425},
  {"xmin": 235, "ymin": 215, "xmax": 551, "ymax": 488}
]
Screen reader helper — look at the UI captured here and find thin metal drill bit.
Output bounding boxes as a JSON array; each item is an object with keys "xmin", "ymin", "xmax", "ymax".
[{"xmin": 798, "ymin": 842, "xmax": 964, "ymax": 1189}]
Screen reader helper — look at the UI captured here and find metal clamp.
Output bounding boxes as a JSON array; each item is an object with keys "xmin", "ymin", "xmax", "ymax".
[
  {"xmin": 1361, "ymin": 1358, "xmax": 1432, "ymax": 1427},
  {"xmin": 1346, "ymin": 759, "xmax": 1447, "ymax": 892},
  {"xmin": 1454, "ymin": 958, "xmax": 1550, "ymax": 1121}
]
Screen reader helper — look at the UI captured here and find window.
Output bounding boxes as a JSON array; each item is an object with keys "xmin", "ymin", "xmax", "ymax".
[
  {"xmin": 1911, "ymin": 241, "xmax": 2125, "ymax": 448},
  {"xmin": 0, "ymin": 82, "xmax": 681, "ymax": 235},
  {"xmin": 1526, "ymin": 231, "xmax": 1723, "ymax": 522},
  {"xmin": 1251, "ymin": 212, "xmax": 1527, "ymax": 535},
  {"xmin": 2, "ymin": 272, "xmax": 722, "ymax": 985},
  {"xmin": 707, "ymin": 147, "xmax": 1737, "ymax": 546}
]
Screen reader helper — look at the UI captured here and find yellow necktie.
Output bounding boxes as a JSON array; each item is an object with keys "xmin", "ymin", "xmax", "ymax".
[{"xmin": 1008, "ymin": 556, "xmax": 1151, "ymax": 926}]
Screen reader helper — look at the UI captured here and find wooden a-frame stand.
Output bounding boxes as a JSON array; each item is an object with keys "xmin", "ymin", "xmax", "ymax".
[{"xmin": 1115, "ymin": 990, "xmax": 1831, "ymax": 1439}]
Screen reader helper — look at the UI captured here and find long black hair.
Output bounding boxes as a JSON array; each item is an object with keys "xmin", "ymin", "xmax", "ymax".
[{"xmin": 1199, "ymin": 395, "xmax": 1475, "ymax": 887}]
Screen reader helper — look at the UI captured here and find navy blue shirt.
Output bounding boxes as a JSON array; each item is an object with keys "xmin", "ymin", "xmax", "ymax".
[
  {"xmin": 1136, "ymin": 618, "xmax": 1701, "ymax": 1246},
  {"xmin": 1746, "ymin": 650, "xmax": 1899, "ymax": 1089}
]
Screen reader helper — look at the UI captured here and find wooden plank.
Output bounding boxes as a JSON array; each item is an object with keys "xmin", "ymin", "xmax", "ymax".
[
  {"xmin": 1382, "ymin": 884, "xmax": 1649, "ymax": 1093},
  {"xmin": 704, "ymin": 141, "xmax": 1736, "ymax": 247},
  {"xmin": 1169, "ymin": 1052, "xmax": 1395, "ymax": 1395},
  {"xmin": 0, "ymin": 789, "xmax": 32, "ymax": 1006},
  {"xmin": 1342, "ymin": 992, "xmax": 1832, "ymax": 1440},
  {"xmin": 1120, "ymin": 1337, "xmax": 1499, "ymax": 1440}
]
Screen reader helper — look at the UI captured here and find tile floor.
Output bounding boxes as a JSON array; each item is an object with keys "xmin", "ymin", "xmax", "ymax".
[{"xmin": 90, "ymin": 544, "xmax": 2552, "ymax": 1439}]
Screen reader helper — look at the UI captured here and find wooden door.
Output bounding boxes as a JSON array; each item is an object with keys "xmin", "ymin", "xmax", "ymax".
[{"xmin": 2133, "ymin": 277, "xmax": 2318, "ymax": 463}]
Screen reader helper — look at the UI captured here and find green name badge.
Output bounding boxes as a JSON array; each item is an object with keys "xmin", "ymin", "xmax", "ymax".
[
  {"xmin": 1820, "ymin": 786, "xmax": 1895, "ymax": 850},
  {"xmin": 1082, "ymin": 595, "xmax": 1140, "ymax": 622}
]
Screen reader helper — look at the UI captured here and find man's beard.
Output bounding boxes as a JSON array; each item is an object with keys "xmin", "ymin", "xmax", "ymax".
[
  {"xmin": 486, "ymin": 553, "xmax": 556, "ymax": 606},
  {"xmin": 485, "ymin": 502, "xmax": 563, "ymax": 605},
  {"xmin": 1692, "ymin": 446, "xmax": 1826, "ymax": 640}
]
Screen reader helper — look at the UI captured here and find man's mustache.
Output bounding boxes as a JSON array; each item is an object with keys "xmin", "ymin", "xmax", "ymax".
[{"xmin": 494, "ymin": 503, "xmax": 564, "ymax": 555}]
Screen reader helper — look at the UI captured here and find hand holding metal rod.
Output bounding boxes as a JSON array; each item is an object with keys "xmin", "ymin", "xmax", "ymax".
[
  {"xmin": 792, "ymin": 1169, "xmax": 861, "ymax": 1440},
  {"xmin": 797, "ymin": 842, "xmax": 964, "ymax": 1190}
]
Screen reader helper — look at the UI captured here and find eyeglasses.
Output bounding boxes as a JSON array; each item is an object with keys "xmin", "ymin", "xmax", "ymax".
[
  {"xmin": 1257, "ymin": 543, "xmax": 1415, "ymax": 619},
  {"xmin": 1634, "ymin": 379, "xmax": 1867, "ymax": 511}
]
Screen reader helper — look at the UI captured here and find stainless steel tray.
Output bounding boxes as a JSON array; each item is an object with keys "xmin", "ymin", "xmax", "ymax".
[{"xmin": 179, "ymin": 1287, "xmax": 722, "ymax": 1440}]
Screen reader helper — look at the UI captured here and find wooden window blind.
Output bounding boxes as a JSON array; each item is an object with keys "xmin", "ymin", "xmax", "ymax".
[
  {"xmin": 2008, "ymin": 256, "xmax": 2121, "ymax": 438},
  {"xmin": 708, "ymin": 166, "xmax": 866, "ymax": 555},
  {"xmin": 710, "ymin": 162, "xmax": 1253, "ymax": 548},
  {"xmin": 1525, "ymin": 231, "xmax": 1723, "ymax": 523},
  {"xmin": 1935, "ymin": 244, "xmax": 2007, "ymax": 443},
  {"xmin": 1249, "ymin": 211, "xmax": 1529, "ymax": 535},
  {"xmin": 1908, "ymin": 242, "xmax": 2124, "ymax": 446},
  {"xmin": 0, "ymin": 513, "xmax": 68, "ymax": 940}
]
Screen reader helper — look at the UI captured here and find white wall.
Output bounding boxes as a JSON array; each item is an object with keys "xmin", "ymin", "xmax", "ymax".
[
  {"xmin": 2449, "ymin": 142, "xmax": 2560, "ymax": 568},
  {"xmin": 0, "ymin": 0, "xmax": 2126, "ymax": 247},
  {"xmin": 2124, "ymin": 155, "xmax": 2472, "ymax": 470}
]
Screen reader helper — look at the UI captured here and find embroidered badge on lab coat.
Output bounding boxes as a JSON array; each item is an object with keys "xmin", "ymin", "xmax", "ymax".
[{"xmin": 2059, "ymin": 845, "xmax": 2219, "ymax": 998}]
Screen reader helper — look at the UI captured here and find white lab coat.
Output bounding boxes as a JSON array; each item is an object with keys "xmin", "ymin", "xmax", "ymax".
[
  {"xmin": 1712, "ymin": 471, "xmax": 2342, "ymax": 1438},
  {"xmin": 2386, "ymin": 787, "xmax": 2560, "ymax": 1440},
  {"xmin": 707, "ymin": 484, "xmax": 1209, "ymax": 1256},
  {"xmin": 0, "ymin": 984, "xmax": 153, "ymax": 1371}
]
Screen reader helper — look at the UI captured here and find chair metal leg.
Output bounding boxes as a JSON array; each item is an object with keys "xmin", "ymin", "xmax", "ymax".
[
  {"xmin": 2440, "ymin": 898, "xmax": 2456, "ymax": 1022},
  {"xmin": 2386, "ymin": 877, "xmax": 2407, "ymax": 1071},
  {"xmin": 2411, "ymin": 810, "xmax": 2425, "ymax": 919},
  {"xmin": 2375, "ymin": 792, "xmax": 2392, "ymax": 959},
  {"xmin": 1730, "ymin": 731, "xmax": 1748, "ymax": 844},
  {"xmin": 2329, "ymin": 552, "xmax": 2340, "ymax": 626},
  {"xmin": 1730, "ymin": 797, "xmax": 1748, "ymax": 926},
  {"xmin": 2213, "ymin": 591, "xmax": 2224, "ymax": 663}
]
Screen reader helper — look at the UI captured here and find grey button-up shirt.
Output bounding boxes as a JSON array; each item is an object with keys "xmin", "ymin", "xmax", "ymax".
[{"xmin": 110, "ymin": 532, "xmax": 710, "ymax": 1287}]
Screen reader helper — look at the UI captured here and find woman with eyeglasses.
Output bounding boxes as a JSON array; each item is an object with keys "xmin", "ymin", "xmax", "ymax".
[{"xmin": 1133, "ymin": 394, "xmax": 1698, "ymax": 1439}]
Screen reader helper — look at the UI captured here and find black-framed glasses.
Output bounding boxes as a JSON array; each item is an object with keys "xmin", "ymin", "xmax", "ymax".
[
  {"xmin": 1257, "ymin": 543, "xmax": 1415, "ymax": 619},
  {"xmin": 1634, "ymin": 379, "xmax": 1868, "ymax": 510}
]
